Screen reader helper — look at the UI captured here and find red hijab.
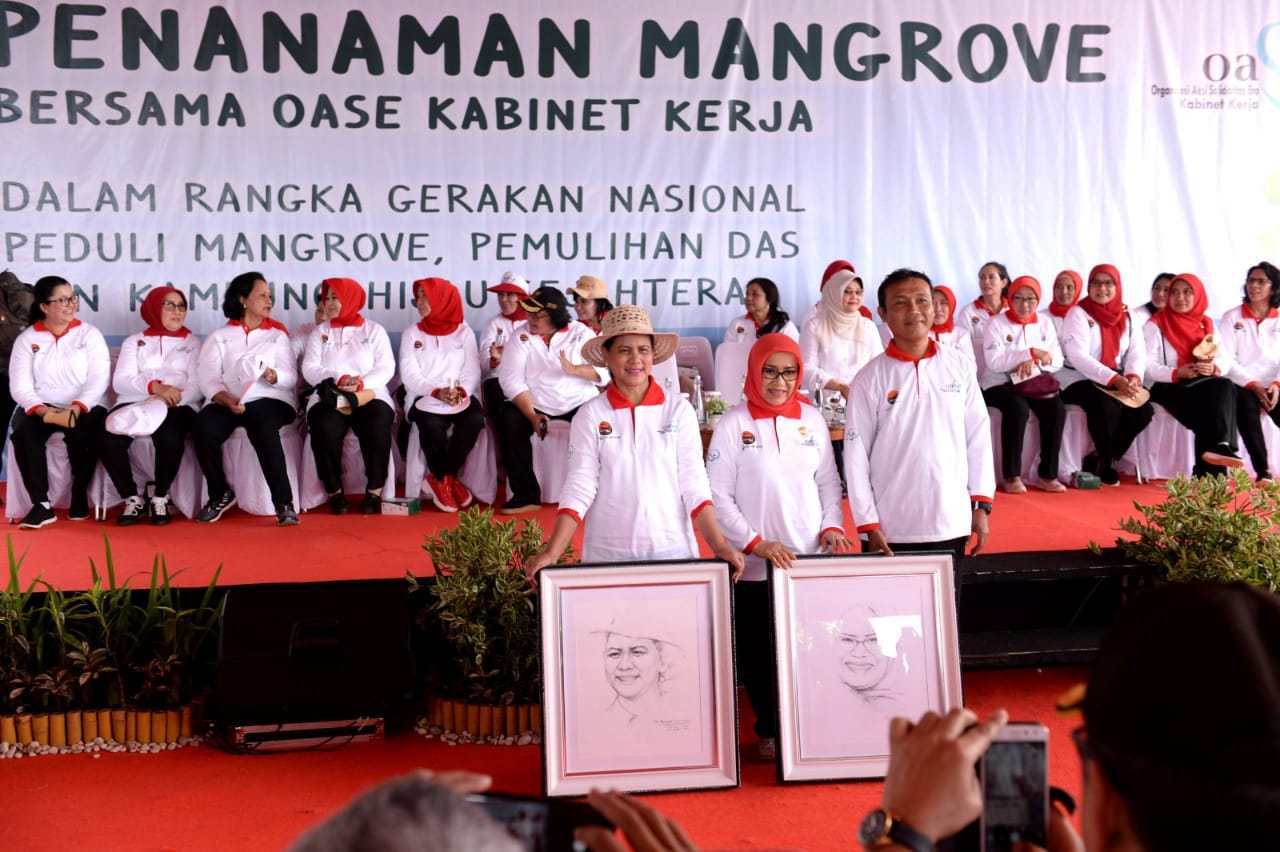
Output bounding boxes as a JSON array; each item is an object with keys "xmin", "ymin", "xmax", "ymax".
[
  {"xmin": 414, "ymin": 277, "xmax": 463, "ymax": 336},
  {"xmin": 320, "ymin": 277, "xmax": 366, "ymax": 328},
  {"xmin": 1005, "ymin": 276, "xmax": 1041, "ymax": 325},
  {"xmin": 1080, "ymin": 264, "xmax": 1128, "ymax": 370},
  {"xmin": 140, "ymin": 286, "xmax": 190, "ymax": 338},
  {"xmin": 1152, "ymin": 274, "xmax": 1213, "ymax": 367},
  {"xmin": 931, "ymin": 286, "xmax": 957, "ymax": 335},
  {"xmin": 1050, "ymin": 270, "xmax": 1083, "ymax": 319},
  {"xmin": 745, "ymin": 333, "xmax": 805, "ymax": 421}
]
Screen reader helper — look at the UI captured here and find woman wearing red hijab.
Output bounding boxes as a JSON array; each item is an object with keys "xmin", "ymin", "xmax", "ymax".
[
  {"xmin": 1059, "ymin": 264, "xmax": 1154, "ymax": 485},
  {"xmin": 1143, "ymin": 273, "xmax": 1241, "ymax": 475},
  {"xmin": 102, "ymin": 286, "xmax": 202, "ymax": 525},
  {"xmin": 400, "ymin": 277, "xmax": 485, "ymax": 512},
  {"xmin": 706, "ymin": 333, "xmax": 851, "ymax": 759},
  {"xmin": 929, "ymin": 285, "xmax": 975, "ymax": 364},
  {"xmin": 301, "ymin": 277, "xmax": 396, "ymax": 514},
  {"xmin": 979, "ymin": 276, "xmax": 1068, "ymax": 493},
  {"xmin": 1044, "ymin": 270, "xmax": 1082, "ymax": 338}
]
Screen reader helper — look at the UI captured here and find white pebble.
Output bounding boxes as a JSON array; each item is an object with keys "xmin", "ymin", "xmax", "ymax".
[{"xmin": 517, "ymin": 734, "xmax": 532, "ymax": 745}]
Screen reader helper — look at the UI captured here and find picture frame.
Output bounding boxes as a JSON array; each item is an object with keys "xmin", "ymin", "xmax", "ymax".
[
  {"xmin": 771, "ymin": 553, "xmax": 962, "ymax": 783},
  {"xmin": 539, "ymin": 560, "xmax": 740, "ymax": 797}
]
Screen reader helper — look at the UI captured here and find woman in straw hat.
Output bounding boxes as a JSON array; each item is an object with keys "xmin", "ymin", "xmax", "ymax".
[
  {"xmin": 706, "ymin": 331, "xmax": 851, "ymax": 758},
  {"xmin": 525, "ymin": 305, "xmax": 746, "ymax": 576}
]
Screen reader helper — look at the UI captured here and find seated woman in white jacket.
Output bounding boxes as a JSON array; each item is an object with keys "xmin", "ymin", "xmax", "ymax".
[
  {"xmin": 1219, "ymin": 261, "xmax": 1280, "ymax": 479},
  {"xmin": 302, "ymin": 277, "xmax": 396, "ymax": 515},
  {"xmin": 8, "ymin": 276, "xmax": 110, "ymax": 529},
  {"xmin": 1043, "ymin": 269, "xmax": 1082, "ymax": 338},
  {"xmin": 524, "ymin": 306, "xmax": 745, "ymax": 577},
  {"xmin": 929, "ymin": 286, "xmax": 974, "ymax": 364},
  {"xmin": 400, "ymin": 277, "xmax": 485, "ymax": 513},
  {"xmin": 799, "ymin": 268, "xmax": 882, "ymax": 398},
  {"xmin": 707, "ymin": 332, "xmax": 850, "ymax": 758},
  {"xmin": 723, "ymin": 277, "xmax": 800, "ymax": 344},
  {"xmin": 193, "ymin": 271, "xmax": 300, "ymax": 525},
  {"xmin": 1143, "ymin": 273, "xmax": 1241, "ymax": 476},
  {"xmin": 1059, "ymin": 264, "xmax": 1154, "ymax": 486},
  {"xmin": 102, "ymin": 286, "xmax": 202, "ymax": 525},
  {"xmin": 980, "ymin": 276, "xmax": 1068, "ymax": 493},
  {"xmin": 955, "ymin": 261, "xmax": 1011, "ymax": 376}
]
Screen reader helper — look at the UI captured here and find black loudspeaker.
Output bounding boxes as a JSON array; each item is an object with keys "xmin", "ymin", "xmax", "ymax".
[{"xmin": 213, "ymin": 580, "xmax": 412, "ymax": 726}]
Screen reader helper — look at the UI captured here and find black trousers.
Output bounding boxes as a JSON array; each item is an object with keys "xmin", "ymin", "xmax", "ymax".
[
  {"xmin": 493, "ymin": 400, "xmax": 579, "ymax": 504},
  {"xmin": 481, "ymin": 377, "xmax": 508, "ymax": 470},
  {"xmin": 0, "ymin": 379, "xmax": 15, "ymax": 459},
  {"xmin": 983, "ymin": 384, "xmax": 1066, "ymax": 480},
  {"xmin": 307, "ymin": 399, "xmax": 395, "ymax": 494},
  {"xmin": 101, "ymin": 405, "xmax": 196, "ymax": 498},
  {"xmin": 10, "ymin": 405, "xmax": 108, "ymax": 505},
  {"xmin": 1061, "ymin": 381, "xmax": 1153, "ymax": 468},
  {"xmin": 734, "ymin": 579, "xmax": 778, "ymax": 739},
  {"xmin": 409, "ymin": 398, "xmax": 485, "ymax": 479},
  {"xmin": 193, "ymin": 398, "xmax": 296, "ymax": 508},
  {"xmin": 1234, "ymin": 384, "xmax": 1280, "ymax": 475},
  {"xmin": 1150, "ymin": 377, "xmax": 1238, "ymax": 476},
  {"xmin": 886, "ymin": 536, "xmax": 969, "ymax": 608}
]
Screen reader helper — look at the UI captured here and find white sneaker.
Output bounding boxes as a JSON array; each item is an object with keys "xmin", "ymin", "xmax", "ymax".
[
  {"xmin": 117, "ymin": 495, "xmax": 146, "ymax": 526},
  {"xmin": 150, "ymin": 495, "xmax": 171, "ymax": 525}
]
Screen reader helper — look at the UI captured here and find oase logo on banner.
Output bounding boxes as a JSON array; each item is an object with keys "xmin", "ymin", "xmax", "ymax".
[
  {"xmin": 1259, "ymin": 22, "xmax": 1280, "ymax": 109},
  {"xmin": 1151, "ymin": 19, "xmax": 1277, "ymax": 113}
]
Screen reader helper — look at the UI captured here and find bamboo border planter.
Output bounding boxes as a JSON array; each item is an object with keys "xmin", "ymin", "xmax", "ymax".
[
  {"xmin": 0, "ymin": 704, "xmax": 201, "ymax": 757},
  {"xmin": 422, "ymin": 695, "xmax": 542, "ymax": 743}
]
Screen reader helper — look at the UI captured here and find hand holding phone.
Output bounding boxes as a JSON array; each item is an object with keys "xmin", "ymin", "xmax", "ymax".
[{"xmin": 467, "ymin": 792, "xmax": 612, "ymax": 852}]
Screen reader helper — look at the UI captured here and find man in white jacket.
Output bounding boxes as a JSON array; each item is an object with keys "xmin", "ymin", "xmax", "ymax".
[{"xmin": 844, "ymin": 269, "xmax": 995, "ymax": 574}]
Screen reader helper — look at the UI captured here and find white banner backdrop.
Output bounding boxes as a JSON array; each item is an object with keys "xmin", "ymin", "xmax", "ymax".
[{"xmin": 1, "ymin": 0, "xmax": 1278, "ymax": 342}]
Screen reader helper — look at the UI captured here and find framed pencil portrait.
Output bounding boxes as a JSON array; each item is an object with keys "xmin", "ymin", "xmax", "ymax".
[
  {"xmin": 539, "ymin": 560, "xmax": 740, "ymax": 797},
  {"xmin": 771, "ymin": 553, "xmax": 962, "ymax": 783}
]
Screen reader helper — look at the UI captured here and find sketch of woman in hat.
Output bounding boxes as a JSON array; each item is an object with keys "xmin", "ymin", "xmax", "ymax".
[{"xmin": 597, "ymin": 620, "xmax": 690, "ymax": 733}]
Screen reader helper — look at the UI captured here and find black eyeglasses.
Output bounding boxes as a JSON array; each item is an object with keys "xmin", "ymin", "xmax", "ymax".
[
  {"xmin": 161, "ymin": 301, "xmax": 187, "ymax": 311},
  {"xmin": 762, "ymin": 366, "xmax": 800, "ymax": 383},
  {"xmin": 44, "ymin": 296, "xmax": 78, "ymax": 307}
]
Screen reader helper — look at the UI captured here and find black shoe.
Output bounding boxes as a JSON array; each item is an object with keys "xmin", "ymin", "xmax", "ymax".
[
  {"xmin": 361, "ymin": 493, "xmax": 381, "ymax": 515},
  {"xmin": 68, "ymin": 492, "xmax": 90, "ymax": 521},
  {"xmin": 328, "ymin": 493, "xmax": 349, "ymax": 515},
  {"xmin": 499, "ymin": 497, "xmax": 541, "ymax": 515},
  {"xmin": 19, "ymin": 503, "xmax": 56, "ymax": 530},
  {"xmin": 150, "ymin": 496, "xmax": 172, "ymax": 526},
  {"xmin": 196, "ymin": 492, "xmax": 237, "ymax": 523},
  {"xmin": 1081, "ymin": 453, "xmax": 1099, "ymax": 475},
  {"xmin": 117, "ymin": 495, "xmax": 146, "ymax": 526},
  {"xmin": 1100, "ymin": 466, "xmax": 1121, "ymax": 487},
  {"xmin": 276, "ymin": 502, "xmax": 300, "ymax": 526}
]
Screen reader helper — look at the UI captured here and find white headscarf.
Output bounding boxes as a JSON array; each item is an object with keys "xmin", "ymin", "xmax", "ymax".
[{"xmin": 815, "ymin": 269, "xmax": 872, "ymax": 350}]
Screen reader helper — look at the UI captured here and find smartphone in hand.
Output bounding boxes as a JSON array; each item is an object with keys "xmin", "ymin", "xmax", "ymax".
[
  {"xmin": 979, "ymin": 722, "xmax": 1049, "ymax": 852},
  {"xmin": 467, "ymin": 792, "xmax": 613, "ymax": 852}
]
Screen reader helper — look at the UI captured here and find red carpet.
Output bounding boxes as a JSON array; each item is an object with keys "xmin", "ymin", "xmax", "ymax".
[
  {"xmin": 4, "ymin": 478, "xmax": 1165, "ymax": 591},
  {"xmin": 1, "ymin": 667, "xmax": 1086, "ymax": 852}
]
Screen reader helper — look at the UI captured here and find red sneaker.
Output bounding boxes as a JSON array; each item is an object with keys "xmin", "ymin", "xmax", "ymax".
[
  {"xmin": 425, "ymin": 475, "xmax": 458, "ymax": 513},
  {"xmin": 448, "ymin": 476, "xmax": 474, "ymax": 509}
]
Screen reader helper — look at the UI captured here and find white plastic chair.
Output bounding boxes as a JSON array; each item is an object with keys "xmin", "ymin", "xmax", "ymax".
[
  {"xmin": 713, "ymin": 339, "xmax": 753, "ymax": 407},
  {"xmin": 675, "ymin": 336, "xmax": 716, "ymax": 391},
  {"xmin": 1127, "ymin": 405, "xmax": 1195, "ymax": 481}
]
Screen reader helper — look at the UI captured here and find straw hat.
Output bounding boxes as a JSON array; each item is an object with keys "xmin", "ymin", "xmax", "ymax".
[
  {"xmin": 569, "ymin": 275, "xmax": 608, "ymax": 301},
  {"xmin": 580, "ymin": 305, "xmax": 678, "ymax": 367}
]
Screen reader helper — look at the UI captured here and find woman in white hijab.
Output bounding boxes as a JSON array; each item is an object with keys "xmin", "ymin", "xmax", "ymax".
[{"xmin": 799, "ymin": 268, "xmax": 884, "ymax": 398}]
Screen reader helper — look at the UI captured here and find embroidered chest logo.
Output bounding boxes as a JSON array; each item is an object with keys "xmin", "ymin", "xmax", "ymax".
[
  {"xmin": 940, "ymin": 380, "xmax": 963, "ymax": 393},
  {"xmin": 970, "ymin": 316, "xmax": 980, "ymax": 324},
  {"xmin": 657, "ymin": 421, "xmax": 679, "ymax": 434},
  {"xmin": 30, "ymin": 344, "xmax": 39, "ymax": 353},
  {"xmin": 137, "ymin": 340, "xmax": 145, "ymax": 347},
  {"xmin": 1005, "ymin": 335, "xmax": 1013, "ymax": 342},
  {"xmin": 741, "ymin": 430, "xmax": 756, "ymax": 447},
  {"xmin": 886, "ymin": 389, "xmax": 899, "ymax": 405},
  {"xmin": 321, "ymin": 334, "xmax": 329, "ymax": 343},
  {"xmin": 414, "ymin": 341, "xmax": 423, "ymax": 349},
  {"xmin": 736, "ymin": 325, "xmax": 745, "ymax": 334},
  {"xmin": 1236, "ymin": 323, "xmax": 1245, "ymax": 331},
  {"xmin": 520, "ymin": 334, "xmax": 530, "ymax": 342},
  {"xmin": 597, "ymin": 421, "xmax": 613, "ymax": 437},
  {"xmin": 1087, "ymin": 320, "xmax": 1096, "ymax": 328}
]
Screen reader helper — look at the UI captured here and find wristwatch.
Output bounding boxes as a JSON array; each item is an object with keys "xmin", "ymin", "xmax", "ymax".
[
  {"xmin": 972, "ymin": 499, "xmax": 993, "ymax": 516},
  {"xmin": 858, "ymin": 808, "xmax": 934, "ymax": 852}
]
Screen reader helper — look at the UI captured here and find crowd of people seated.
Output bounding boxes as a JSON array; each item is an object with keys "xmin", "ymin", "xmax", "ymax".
[{"xmin": 4, "ymin": 259, "xmax": 1277, "ymax": 533}]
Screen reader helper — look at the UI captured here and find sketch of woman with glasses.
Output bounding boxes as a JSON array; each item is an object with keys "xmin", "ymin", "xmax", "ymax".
[{"xmin": 832, "ymin": 603, "xmax": 923, "ymax": 716}]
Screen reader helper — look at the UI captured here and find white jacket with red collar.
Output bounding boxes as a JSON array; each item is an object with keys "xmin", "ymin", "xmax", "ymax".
[
  {"xmin": 301, "ymin": 319, "xmax": 396, "ymax": 410},
  {"xmin": 955, "ymin": 298, "xmax": 1004, "ymax": 376},
  {"xmin": 10, "ymin": 320, "xmax": 110, "ymax": 413},
  {"xmin": 478, "ymin": 314, "xmax": 527, "ymax": 380},
  {"xmin": 1142, "ymin": 320, "xmax": 1234, "ymax": 386},
  {"xmin": 1218, "ymin": 304, "xmax": 1280, "ymax": 389},
  {"xmin": 981, "ymin": 312, "xmax": 1065, "ymax": 390},
  {"xmin": 497, "ymin": 321, "xmax": 605, "ymax": 416},
  {"xmin": 399, "ymin": 323, "xmax": 480, "ymax": 416},
  {"xmin": 197, "ymin": 319, "xmax": 297, "ymax": 408},
  {"xmin": 557, "ymin": 380, "xmax": 712, "ymax": 563},
  {"xmin": 707, "ymin": 401, "xmax": 844, "ymax": 582},
  {"xmin": 723, "ymin": 315, "xmax": 800, "ymax": 345},
  {"xmin": 1058, "ymin": 305, "xmax": 1147, "ymax": 389},
  {"xmin": 843, "ymin": 340, "xmax": 995, "ymax": 543},
  {"xmin": 113, "ymin": 331, "xmax": 203, "ymax": 408}
]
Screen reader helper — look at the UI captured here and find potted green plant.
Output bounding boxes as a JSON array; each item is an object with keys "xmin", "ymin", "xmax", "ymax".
[
  {"xmin": 410, "ymin": 507, "xmax": 571, "ymax": 741},
  {"xmin": 1103, "ymin": 470, "xmax": 1280, "ymax": 591}
]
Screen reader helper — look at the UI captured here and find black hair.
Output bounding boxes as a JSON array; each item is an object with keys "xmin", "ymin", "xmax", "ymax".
[
  {"xmin": 1244, "ymin": 261, "xmax": 1280, "ymax": 309},
  {"xmin": 30, "ymin": 276, "xmax": 72, "ymax": 324},
  {"xmin": 877, "ymin": 268, "xmax": 933, "ymax": 310},
  {"xmin": 1145, "ymin": 272, "xmax": 1176, "ymax": 313},
  {"xmin": 746, "ymin": 277, "xmax": 792, "ymax": 337},
  {"xmin": 979, "ymin": 261, "xmax": 1011, "ymax": 299},
  {"xmin": 222, "ymin": 271, "xmax": 265, "ymax": 320}
]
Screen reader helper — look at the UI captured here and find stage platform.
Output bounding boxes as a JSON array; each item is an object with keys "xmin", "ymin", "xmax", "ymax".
[{"xmin": 4, "ymin": 478, "xmax": 1167, "ymax": 591}]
